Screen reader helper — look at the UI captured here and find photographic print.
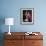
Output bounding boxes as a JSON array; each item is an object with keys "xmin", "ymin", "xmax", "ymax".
[{"xmin": 20, "ymin": 8, "xmax": 34, "ymax": 24}]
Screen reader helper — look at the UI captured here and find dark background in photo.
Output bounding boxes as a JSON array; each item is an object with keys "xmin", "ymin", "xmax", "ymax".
[{"xmin": 23, "ymin": 10, "xmax": 32, "ymax": 22}]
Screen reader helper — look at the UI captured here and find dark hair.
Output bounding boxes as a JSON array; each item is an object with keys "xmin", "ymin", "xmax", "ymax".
[{"xmin": 23, "ymin": 10, "xmax": 32, "ymax": 14}]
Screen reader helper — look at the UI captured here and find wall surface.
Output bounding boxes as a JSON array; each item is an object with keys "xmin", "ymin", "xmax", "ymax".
[
  {"xmin": 0, "ymin": 0, "xmax": 46, "ymax": 32},
  {"xmin": 0, "ymin": 0, "xmax": 46, "ymax": 46}
]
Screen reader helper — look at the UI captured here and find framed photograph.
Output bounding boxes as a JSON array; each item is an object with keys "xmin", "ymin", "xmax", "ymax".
[{"xmin": 20, "ymin": 8, "xmax": 34, "ymax": 24}]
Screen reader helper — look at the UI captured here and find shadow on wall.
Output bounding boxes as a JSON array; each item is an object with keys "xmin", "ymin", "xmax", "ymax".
[{"xmin": 0, "ymin": 16, "xmax": 5, "ymax": 46}]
